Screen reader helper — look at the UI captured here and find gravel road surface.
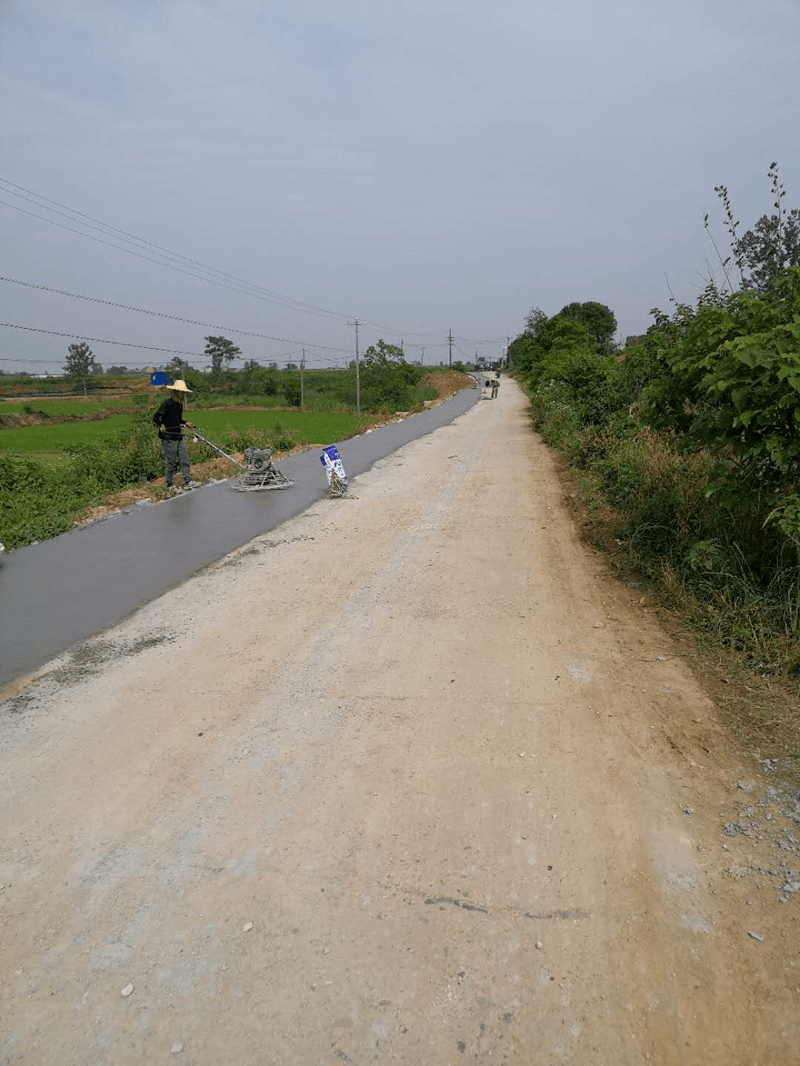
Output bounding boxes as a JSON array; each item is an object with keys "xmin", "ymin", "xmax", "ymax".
[{"xmin": 1, "ymin": 379, "xmax": 798, "ymax": 1064}]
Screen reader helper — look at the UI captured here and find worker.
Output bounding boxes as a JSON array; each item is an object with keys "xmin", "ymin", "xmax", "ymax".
[
  {"xmin": 491, "ymin": 375, "xmax": 500, "ymax": 399},
  {"xmin": 153, "ymin": 379, "xmax": 198, "ymax": 493}
]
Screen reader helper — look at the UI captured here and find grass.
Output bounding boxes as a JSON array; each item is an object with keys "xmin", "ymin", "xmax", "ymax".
[
  {"xmin": 0, "ymin": 409, "xmax": 371, "ymax": 457},
  {"xmin": 0, "ymin": 416, "xmax": 134, "ymax": 452},
  {"xmin": 187, "ymin": 409, "xmax": 370, "ymax": 446}
]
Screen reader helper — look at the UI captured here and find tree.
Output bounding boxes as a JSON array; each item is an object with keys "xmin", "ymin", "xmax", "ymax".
[
  {"xmin": 166, "ymin": 356, "xmax": 192, "ymax": 378},
  {"xmin": 636, "ymin": 265, "xmax": 800, "ymax": 507},
  {"xmin": 523, "ymin": 307, "xmax": 548, "ymax": 338},
  {"xmin": 735, "ymin": 209, "xmax": 800, "ymax": 292},
  {"xmin": 362, "ymin": 339, "xmax": 405, "ymax": 367},
  {"xmin": 509, "ymin": 317, "xmax": 596, "ymax": 377},
  {"xmin": 241, "ymin": 360, "xmax": 277, "ymax": 396},
  {"xmin": 64, "ymin": 342, "xmax": 97, "ymax": 395},
  {"xmin": 357, "ymin": 340, "xmax": 422, "ymax": 409},
  {"xmin": 283, "ymin": 373, "xmax": 301, "ymax": 407},
  {"xmin": 712, "ymin": 163, "xmax": 800, "ymax": 293},
  {"xmin": 204, "ymin": 335, "xmax": 241, "ymax": 375},
  {"xmin": 558, "ymin": 301, "xmax": 618, "ymax": 352}
]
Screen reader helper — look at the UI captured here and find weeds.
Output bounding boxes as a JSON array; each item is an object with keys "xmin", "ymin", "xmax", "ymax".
[
  {"xmin": 532, "ymin": 392, "xmax": 800, "ymax": 676},
  {"xmin": 0, "ymin": 414, "xmax": 163, "ymax": 549}
]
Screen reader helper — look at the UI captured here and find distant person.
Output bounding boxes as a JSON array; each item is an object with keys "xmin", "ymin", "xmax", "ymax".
[
  {"xmin": 491, "ymin": 376, "xmax": 499, "ymax": 399},
  {"xmin": 153, "ymin": 379, "xmax": 198, "ymax": 493}
]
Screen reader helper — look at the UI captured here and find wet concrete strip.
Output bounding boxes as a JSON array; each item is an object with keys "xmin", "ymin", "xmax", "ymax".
[{"xmin": 0, "ymin": 388, "xmax": 479, "ymax": 687}]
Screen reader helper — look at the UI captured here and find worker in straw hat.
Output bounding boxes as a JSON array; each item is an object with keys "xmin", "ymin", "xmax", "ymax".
[{"xmin": 153, "ymin": 379, "xmax": 199, "ymax": 494}]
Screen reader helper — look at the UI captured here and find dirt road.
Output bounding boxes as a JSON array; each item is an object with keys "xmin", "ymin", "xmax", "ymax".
[{"xmin": 2, "ymin": 380, "xmax": 798, "ymax": 1065}]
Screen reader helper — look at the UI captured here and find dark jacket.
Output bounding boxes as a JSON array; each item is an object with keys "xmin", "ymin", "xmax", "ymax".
[{"xmin": 153, "ymin": 397, "xmax": 187, "ymax": 441}]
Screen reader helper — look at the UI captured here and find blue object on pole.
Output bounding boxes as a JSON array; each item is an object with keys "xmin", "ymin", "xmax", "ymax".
[{"xmin": 150, "ymin": 372, "xmax": 174, "ymax": 386}]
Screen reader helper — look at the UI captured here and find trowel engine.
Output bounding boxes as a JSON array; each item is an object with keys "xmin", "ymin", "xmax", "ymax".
[
  {"xmin": 190, "ymin": 430, "xmax": 295, "ymax": 491},
  {"xmin": 238, "ymin": 446, "xmax": 294, "ymax": 491}
]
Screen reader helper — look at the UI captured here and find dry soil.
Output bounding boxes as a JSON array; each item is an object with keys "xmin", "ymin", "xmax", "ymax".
[{"xmin": 1, "ymin": 379, "xmax": 798, "ymax": 1065}]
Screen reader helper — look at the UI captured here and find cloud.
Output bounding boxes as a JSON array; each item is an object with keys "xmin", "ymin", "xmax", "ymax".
[{"xmin": 1, "ymin": 0, "xmax": 799, "ymax": 369}]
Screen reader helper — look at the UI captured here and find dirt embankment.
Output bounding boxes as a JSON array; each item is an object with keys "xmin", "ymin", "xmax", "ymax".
[
  {"xmin": 0, "ymin": 407, "xmax": 128, "ymax": 429},
  {"xmin": 417, "ymin": 368, "xmax": 474, "ymax": 400},
  {"xmin": 1, "ymin": 378, "xmax": 797, "ymax": 1065}
]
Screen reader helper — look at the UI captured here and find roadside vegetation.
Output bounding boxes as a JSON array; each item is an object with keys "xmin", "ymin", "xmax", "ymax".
[
  {"xmin": 510, "ymin": 165, "xmax": 800, "ymax": 762},
  {"xmin": 0, "ymin": 355, "xmax": 469, "ymax": 550}
]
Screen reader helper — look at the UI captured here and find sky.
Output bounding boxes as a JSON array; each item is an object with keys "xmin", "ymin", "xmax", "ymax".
[{"xmin": 1, "ymin": 0, "xmax": 799, "ymax": 373}]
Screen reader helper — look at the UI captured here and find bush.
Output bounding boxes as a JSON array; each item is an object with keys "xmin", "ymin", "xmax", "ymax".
[
  {"xmin": 0, "ymin": 454, "xmax": 98, "ymax": 548},
  {"xmin": 1, "ymin": 415, "xmax": 167, "ymax": 549},
  {"xmin": 212, "ymin": 422, "xmax": 306, "ymax": 456},
  {"xmin": 533, "ymin": 349, "xmax": 626, "ymax": 427},
  {"xmin": 360, "ymin": 361, "xmax": 425, "ymax": 412},
  {"xmin": 67, "ymin": 413, "xmax": 162, "ymax": 489},
  {"xmin": 282, "ymin": 374, "xmax": 301, "ymax": 407},
  {"xmin": 515, "ymin": 290, "xmax": 800, "ymax": 670}
]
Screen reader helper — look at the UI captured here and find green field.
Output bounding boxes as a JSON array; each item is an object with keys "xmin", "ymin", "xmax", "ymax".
[
  {"xmin": 0, "ymin": 415, "xmax": 133, "ymax": 453},
  {"xmin": 188, "ymin": 409, "xmax": 367, "ymax": 446},
  {"xmin": 0, "ymin": 398, "xmax": 132, "ymax": 416},
  {"xmin": 0, "ymin": 408, "xmax": 368, "ymax": 456}
]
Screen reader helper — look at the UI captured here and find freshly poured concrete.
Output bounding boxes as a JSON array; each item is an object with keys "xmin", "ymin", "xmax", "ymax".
[{"xmin": 0, "ymin": 389, "xmax": 479, "ymax": 687}]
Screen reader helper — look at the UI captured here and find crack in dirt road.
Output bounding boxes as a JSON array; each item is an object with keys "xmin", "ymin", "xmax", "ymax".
[{"xmin": 1, "ymin": 381, "xmax": 798, "ymax": 1064}]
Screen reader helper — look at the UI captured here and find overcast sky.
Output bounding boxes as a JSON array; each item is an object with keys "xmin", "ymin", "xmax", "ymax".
[{"xmin": 2, "ymin": 0, "xmax": 799, "ymax": 372}]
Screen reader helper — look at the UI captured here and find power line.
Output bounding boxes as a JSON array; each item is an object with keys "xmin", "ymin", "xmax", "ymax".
[
  {"xmin": 355, "ymin": 315, "xmax": 445, "ymax": 340},
  {"xmin": 0, "ymin": 322, "xmax": 207, "ymax": 357},
  {"xmin": 0, "ymin": 177, "xmax": 466, "ymax": 345},
  {"xmin": 453, "ymin": 332, "xmax": 508, "ymax": 345},
  {"xmin": 0, "ymin": 320, "xmax": 352, "ymax": 369},
  {"xmin": 0, "ymin": 275, "xmax": 352, "ymax": 354},
  {"xmin": 0, "ymin": 346, "xmax": 347, "ymax": 369},
  {"xmin": 1, "ymin": 179, "xmax": 513, "ymax": 362},
  {"xmin": 0, "ymin": 195, "xmax": 357, "ymax": 321},
  {"xmin": 0, "ymin": 177, "xmax": 352, "ymax": 323}
]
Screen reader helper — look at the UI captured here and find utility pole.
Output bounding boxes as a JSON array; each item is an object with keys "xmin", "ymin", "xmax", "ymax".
[
  {"xmin": 448, "ymin": 329, "xmax": 453, "ymax": 368},
  {"xmin": 506, "ymin": 335, "xmax": 511, "ymax": 369},
  {"xmin": 421, "ymin": 345, "xmax": 425, "ymax": 365},
  {"xmin": 300, "ymin": 349, "xmax": 305, "ymax": 410},
  {"xmin": 354, "ymin": 318, "xmax": 361, "ymax": 414}
]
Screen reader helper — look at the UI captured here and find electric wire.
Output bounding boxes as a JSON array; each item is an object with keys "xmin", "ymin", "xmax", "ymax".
[
  {"xmin": 0, "ymin": 275, "xmax": 352, "ymax": 353},
  {"xmin": 0, "ymin": 195, "xmax": 359, "ymax": 322},
  {"xmin": 0, "ymin": 177, "xmax": 484, "ymax": 344},
  {"xmin": 0, "ymin": 322, "xmax": 206, "ymax": 357},
  {"xmin": 0, "ymin": 323, "xmax": 337, "ymax": 366},
  {"xmin": 453, "ymin": 332, "xmax": 508, "ymax": 345},
  {"xmin": 0, "ymin": 178, "xmax": 351, "ymax": 322},
  {"xmin": 0, "ymin": 350, "xmax": 346, "ymax": 369}
]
